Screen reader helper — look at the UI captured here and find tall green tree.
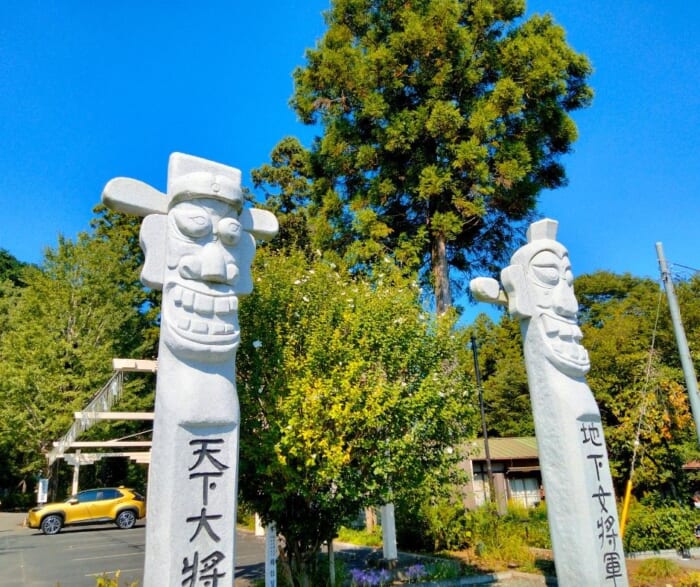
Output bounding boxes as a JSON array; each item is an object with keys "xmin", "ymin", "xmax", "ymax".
[
  {"xmin": 0, "ymin": 250, "xmax": 27, "ymax": 345},
  {"xmin": 254, "ymin": 0, "xmax": 592, "ymax": 313},
  {"xmin": 570, "ymin": 271, "xmax": 698, "ymax": 497},
  {"xmin": 0, "ymin": 208, "xmax": 156, "ymax": 489},
  {"xmin": 0, "ymin": 248, "xmax": 28, "ymax": 286},
  {"xmin": 469, "ymin": 312, "xmax": 533, "ymax": 437},
  {"xmin": 469, "ymin": 270, "xmax": 700, "ymax": 498},
  {"xmin": 237, "ymin": 248, "xmax": 475, "ymax": 586}
]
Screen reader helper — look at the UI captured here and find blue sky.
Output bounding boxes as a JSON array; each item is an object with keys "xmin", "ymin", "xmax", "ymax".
[{"xmin": 1, "ymin": 1, "xmax": 698, "ymax": 298}]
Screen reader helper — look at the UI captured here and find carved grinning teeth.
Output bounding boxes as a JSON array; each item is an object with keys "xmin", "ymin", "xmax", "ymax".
[
  {"xmin": 182, "ymin": 290, "xmax": 195, "ymax": 310},
  {"xmin": 173, "ymin": 286, "xmax": 183, "ymax": 307},
  {"xmin": 169, "ymin": 285, "xmax": 240, "ymax": 338},
  {"xmin": 191, "ymin": 321, "xmax": 208, "ymax": 334},
  {"xmin": 194, "ymin": 293, "xmax": 214, "ymax": 315},
  {"xmin": 215, "ymin": 297, "xmax": 231, "ymax": 314}
]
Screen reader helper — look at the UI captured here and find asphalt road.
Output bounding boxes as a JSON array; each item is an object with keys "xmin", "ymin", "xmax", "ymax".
[
  {"xmin": 9, "ymin": 512, "xmax": 700, "ymax": 586},
  {"xmin": 0, "ymin": 514, "xmax": 266, "ymax": 586}
]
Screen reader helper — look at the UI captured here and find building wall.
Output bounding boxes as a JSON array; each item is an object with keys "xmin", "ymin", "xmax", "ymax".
[{"xmin": 466, "ymin": 460, "xmax": 541, "ymax": 510}]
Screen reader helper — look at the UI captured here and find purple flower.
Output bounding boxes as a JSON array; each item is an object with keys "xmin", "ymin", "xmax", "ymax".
[
  {"xmin": 350, "ymin": 567, "xmax": 393, "ymax": 586},
  {"xmin": 406, "ymin": 563, "xmax": 427, "ymax": 582}
]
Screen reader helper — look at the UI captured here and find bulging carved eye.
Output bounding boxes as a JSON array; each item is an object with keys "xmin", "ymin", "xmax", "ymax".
[
  {"xmin": 219, "ymin": 217, "xmax": 242, "ymax": 246},
  {"xmin": 531, "ymin": 265, "xmax": 560, "ymax": 287},
  {"xmin": 564, "ymin": 268, "xmax": 574, "ymax": 286},
  {"xmin": 172, "ymin": 204, "xmax": 212, "ymax": 239}
]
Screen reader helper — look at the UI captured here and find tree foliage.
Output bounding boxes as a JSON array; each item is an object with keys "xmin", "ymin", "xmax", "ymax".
[
  {"xmin": 254, "ymin": 0, "xmax": 592, "ymax": 312},
  {"xmin": 469, "ymin": 312, "xmax": 533, "ymax": 437},
  {"xmin": 0, "ymin": 248, "xmax": 28, "ymax": 286},
  {"xmin": 0, "ymin": 250, "xmax": 28, "ymax": 353},
  {"xmin": 471, "ymin": 270, "xmax": 700, "ymax": 499},
  {"xmin": 0, "ymin": 208, "xmax": 156, "ymax": 489},
  {"xmin": 576, "ymin": 271, "xmax": 699, "ymax": 497},
  {"xmin": 237, "ymin": 247, "xmax": 476, "ymax": 585}
]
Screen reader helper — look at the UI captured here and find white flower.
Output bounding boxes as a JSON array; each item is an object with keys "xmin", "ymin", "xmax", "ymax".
[
  {"xmin": 302, "ymin": 296, "xmax": 310, "ymax": 303},
  {"xmin": 252, "ymin": 340, "xmax": 263, "ymax": 349},
  {"xmin": 294, "ymin": 279, "xmax": 302, "ymax": 285}
]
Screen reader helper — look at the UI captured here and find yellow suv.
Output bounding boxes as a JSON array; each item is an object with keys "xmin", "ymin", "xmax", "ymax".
[{"xmin": 26, "ymin": 487, "xmax": 146, "ymax": 535}]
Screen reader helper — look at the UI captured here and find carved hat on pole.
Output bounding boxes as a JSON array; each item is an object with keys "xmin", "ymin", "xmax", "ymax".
[{"xmin": 167, "ymin": 153, "xmax": 244, "ymax": 211}]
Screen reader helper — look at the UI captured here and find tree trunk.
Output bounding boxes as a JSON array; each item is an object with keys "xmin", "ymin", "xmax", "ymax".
[
  {"xmin": 364, "ymin": 506, "xmax": 377, "ymax": 533},
  {"xmin": 328, "ymin": 539, "xmax": 335, "ymax": 587},
  {"xmin": 431, "ymin": 232, "xmax": 452, "ymax": 314}
]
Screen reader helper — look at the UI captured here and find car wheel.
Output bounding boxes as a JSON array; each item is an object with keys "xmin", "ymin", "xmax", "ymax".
[
  {"xmin": 41, "ymin": 514, "xmax": 62, "ymax": 535},
  {"xmin": 115, "ymin": 509, "xmax": 136, "ymax": 529}
]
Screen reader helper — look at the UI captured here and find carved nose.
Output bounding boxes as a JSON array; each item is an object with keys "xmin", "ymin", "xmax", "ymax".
[
  {"xmin": 553, "ymin": 281, "xmax": 578, "ymax": 318},
  {"xmin": 199, "ymin": 242, "xmax": 228, "ymax": 283}
]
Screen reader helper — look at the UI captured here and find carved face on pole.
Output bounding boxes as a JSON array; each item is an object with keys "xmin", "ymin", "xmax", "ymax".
[
  {"xmin": 501, "ymin": 219, "xmax": 590, "ymax": 377},
  {"xmin": 102, "ymin": 153, "xmax": 278, "ymax": 365},
  {"xmin": 158, "ymin": 196, "xmax": 246, "ymax": 362}
]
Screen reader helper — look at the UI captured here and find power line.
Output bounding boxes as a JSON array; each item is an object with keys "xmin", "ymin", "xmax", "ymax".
[{"xmin": 669, "ymin": 262, "xmax": 700, "ymax": 281}]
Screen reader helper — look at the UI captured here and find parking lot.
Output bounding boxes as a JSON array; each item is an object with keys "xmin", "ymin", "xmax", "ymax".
[{"xmin": 0, "ymin": 513, "xmax": 266, "ymax": 586}]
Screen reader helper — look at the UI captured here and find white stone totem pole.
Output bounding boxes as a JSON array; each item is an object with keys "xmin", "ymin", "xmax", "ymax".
[
  {"xmin": 102, "ymin": 153, "xmax": 278, "ymax": 586},
  {"xmin": 470, "ymin": 219, "xmax": 628, "ymax": 587}
]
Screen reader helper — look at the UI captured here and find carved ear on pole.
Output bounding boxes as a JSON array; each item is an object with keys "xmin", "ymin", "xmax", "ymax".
[
  {"xmin": 102, "ymin": 178, "xmax": 168, "ymax": 217},
  {"xmin": 501, "ymin": 264, "xmax": 534, "ymax": 318},
  {"xmin": 139, "ymin": 214, "xmax": 167, "ymax": 290},
  {"xmin": 469, "ymin": 277, "xmax": 508, "ymax": 306}
]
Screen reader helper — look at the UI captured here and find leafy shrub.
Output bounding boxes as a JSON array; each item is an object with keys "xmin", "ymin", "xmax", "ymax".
[
  {"xmin": 624, "ymin": 501, "xmax": 697, "ymax": 552},
  {"xmin": 468, "ymin": 502, "xmax": 552, "ymax": 552},
  {"xmin": 502, "ymin": 502, "xmax": 551, "ymax": 549},
  {"xmin": 397, "ymin": 496, "xmax": 551, "ymax": 555},
  {"xmin": 95, "ymin": 571, "xmax": 138, "ymax": 586},
  {"xmin": 425, "ymin": 559, "xmax": 461, "ymax": 580},
  {"xmin": 1, "ymin": 491, "xmax": 34, "ymax": 511},
  {"xmin": 678, "ymin": 572, "xmax": 700, "ymax": 587},
  {"xmin": 313, "ymin": 554, "xmax": 347, "ymax": 587},
  {"xmin": 395, "ymin": 495, "xmax": 471, "ymax": 551},
  {"xmin": 420, "ymin": 498, "xmax": 472, "ymax": 551},
  {"xmin": 237, "ymin": 501, "xmax": 257, "ymax": 530}
]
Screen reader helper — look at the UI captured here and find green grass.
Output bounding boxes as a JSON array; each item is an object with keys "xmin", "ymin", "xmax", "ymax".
[
  {"xmin": 337, "ymin": 526, "xmax": 383, "ymax": 547},
  {"xmin": 634, "ymin": 557, "xmax": 679, "ymax": 579}
]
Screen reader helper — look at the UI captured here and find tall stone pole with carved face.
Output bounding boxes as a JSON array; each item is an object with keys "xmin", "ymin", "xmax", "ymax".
[
  {"xmin": 471, "ymin": 219, "xmax": 628, "ymax": 586},
  {"xmin": 102, "ymin": 153, "xmax": 278, "ymax": 586}
]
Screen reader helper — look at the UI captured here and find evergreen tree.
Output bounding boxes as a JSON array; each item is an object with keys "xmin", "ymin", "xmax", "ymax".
[
  {"xmin": 470, "ymin": 312, "xmax": 533, "ymax": 437},
  {"xmin": 0, "ymin": 207, "xmax": 156, "ymax": 490},
  {"xmin": 254, "ymin": 0, "xmax": 592, "ymax": 312}
]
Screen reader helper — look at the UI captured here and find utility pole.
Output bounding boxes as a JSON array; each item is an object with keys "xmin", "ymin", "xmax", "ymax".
[
  {"xmin": 471, "ymin": 335, "xmax": 495, "ymax": 505},
  {"xmin": 656, "ymin": 242, "xmax": 700, "ymax": 446}
]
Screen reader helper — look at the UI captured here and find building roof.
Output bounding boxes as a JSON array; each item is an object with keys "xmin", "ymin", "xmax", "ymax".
[
  {"xmin": 467, "ymin": 437, "xmax": 539, "ymax": 461},
  {"xmin": 683, "ymin": 460, "xmax": 700, "ymax": 471}
]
